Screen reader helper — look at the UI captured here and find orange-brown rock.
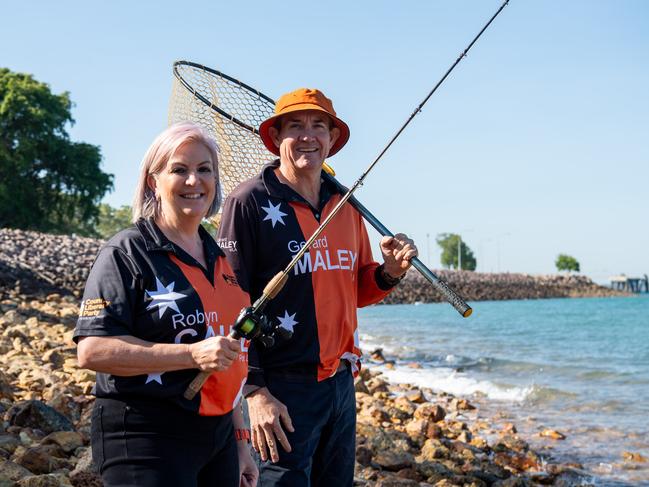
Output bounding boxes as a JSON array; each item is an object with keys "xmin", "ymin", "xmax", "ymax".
[
  {"xmin": 366, "ymin": 377, "xmax": 390, "ymax": 395},
  {"xmin": 41, "ymin": 431, "xmax": 83, "ymax": 453},
  {"xmin": 404, "ymin": 389, "xmax": 426, "ymax": 404},
  {"xmin": 14, "ymin": 444, "xmax": 66, "ymax": 475},
  {"xmin": 622, "ymin": 451, "xmax": 647, "ymax": 463},
  {"xmin": 405, "ymin": 419, "xmax": 427, "ymax": 441},
  {"xmin": 373, "ymin": 450, "xmax": 415, "ymax": 471},
  {"xmin": 419, "ymin": 439, "xmax": 451, "ymax": 461},
  {"xmin": 469, "ymin": 436, "xmax": 488, "ymax": 450},
  {"xmin": 539, "ymin": 429, "xmax": 566, "ymax": 440},
  {"xmin": 414, "ymin": 403, "xmax": 446, "ymax": 423},
  {"xmin": 450, "ymin": 398, "xmax": 476, "ymax": 411},
  {"xmin": 393, "ymin": 396, "xmax": 416, "ymax": 416}
]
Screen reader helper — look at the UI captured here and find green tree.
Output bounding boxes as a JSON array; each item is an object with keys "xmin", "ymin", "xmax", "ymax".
[
  {"xmin": 201, "ymin": 214, "xmax": 221, "ymax": 237},
  {"xmin": 0, "ymin": 68, "xmax": 113, "ymax": 236},
  {"xmin": 96, "ymin": 204, "xmax": 133, "ymax": 239},
  {"xmin": 555, "ymin": 254, "xmax": 580, "ymax": 273},
  {"xmin": 436, "ymin": 233, "xmax": 476, "ymax": 270}
]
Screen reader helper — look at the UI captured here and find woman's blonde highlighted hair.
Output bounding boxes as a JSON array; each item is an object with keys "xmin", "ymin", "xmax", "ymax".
[{"xmin": 132, "ymin": 123, "xmax": 221, "ymax": 223}]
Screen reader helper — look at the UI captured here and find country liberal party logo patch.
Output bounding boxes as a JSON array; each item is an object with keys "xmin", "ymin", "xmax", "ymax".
[{"xmin": 79, "ymin": 298, "xmax": 111, "ymax": 318}]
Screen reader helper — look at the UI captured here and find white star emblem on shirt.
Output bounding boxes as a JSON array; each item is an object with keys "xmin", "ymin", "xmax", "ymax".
[
  {"xmin": 261, "ymin": 200, "xmax": 287, "ymax": 228},
  {"xmin": 145, "ymin": 372, "xmax": 163, "ymax": 384},
  {"xmin": 146, "ymin": 278, "xmax": 187, "ymax": 319},
  {"xmin": 277, "ymin": 311, "xmax": 298, "ymax": 333}
]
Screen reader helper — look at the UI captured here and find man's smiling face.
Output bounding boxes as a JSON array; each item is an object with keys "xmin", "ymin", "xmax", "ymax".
[{"xmin": 270, "ymin": 110, "xmax": 340, "ymax": 176}]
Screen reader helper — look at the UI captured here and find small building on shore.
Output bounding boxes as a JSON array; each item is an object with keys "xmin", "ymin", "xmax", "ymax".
[{"xmin": 609, "ymin": 274, "xmax": 649, "ymax": 293}]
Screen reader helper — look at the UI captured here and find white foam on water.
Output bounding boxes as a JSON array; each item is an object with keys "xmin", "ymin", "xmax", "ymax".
[
  {"xmin": 375, "ymin": 364, "xmax": 533, "ymax": 403},
  {"xmin": 359, "ymin": 334, "xmax": 403, "ymax": 356}
]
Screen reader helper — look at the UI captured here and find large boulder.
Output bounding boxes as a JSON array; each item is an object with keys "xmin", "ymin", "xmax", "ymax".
[
  {"xmin": 0, "ymin": 458, "xmax": 32, "ymax": 481},
  {"xmin": 6, "ymin": 401, "xmax": 74, "ymax": 434},
  {"xmin": 14, "ymin": 444, "xmax": 69, "ymax": 475}
]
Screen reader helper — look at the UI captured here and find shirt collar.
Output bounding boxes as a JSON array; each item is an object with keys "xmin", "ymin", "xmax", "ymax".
[
  {"xmin": 135, "ymin": 217, "xmax": 224, "ymax": 259},
  {"xmin": 260, "ymin": 159, "xmax": 341, "ymax": 209}
]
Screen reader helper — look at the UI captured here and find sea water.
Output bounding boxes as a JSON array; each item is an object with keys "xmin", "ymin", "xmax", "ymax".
[{"xmin": 358, "ymin": 295, "xmax": 649, "ymax": 486}]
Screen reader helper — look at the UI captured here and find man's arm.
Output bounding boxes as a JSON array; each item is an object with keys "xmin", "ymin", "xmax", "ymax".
[{"xmin": 356, "ymin": 215, "xmax": 417, "ymax": 306}]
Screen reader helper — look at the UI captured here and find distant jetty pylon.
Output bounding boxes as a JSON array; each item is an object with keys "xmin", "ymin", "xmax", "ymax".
[{"xmin": 609, "ymin": 274, "xmax": 649, "ymax": 293}]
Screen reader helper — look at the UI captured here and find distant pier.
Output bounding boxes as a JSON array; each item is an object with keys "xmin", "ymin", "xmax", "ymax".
[{"xmin": 610, "ymin": 274, "xmax": 649, "ymax": 293}]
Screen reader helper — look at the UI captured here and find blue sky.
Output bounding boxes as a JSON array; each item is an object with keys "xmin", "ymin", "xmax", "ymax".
[{"xmin": 3, "ymin": 0, "xmax": 648, "ymax": 281}]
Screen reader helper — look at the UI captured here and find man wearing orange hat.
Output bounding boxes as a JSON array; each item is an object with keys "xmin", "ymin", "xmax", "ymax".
[{"xmin": 217, "ymin": 88, "xmax": 417, "ymax": 486}]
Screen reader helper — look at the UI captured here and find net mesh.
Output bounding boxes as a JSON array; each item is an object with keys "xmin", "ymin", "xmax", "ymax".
[{"xmin": 168, "ymin": 61, "xmax": 276, "ymax": 203}]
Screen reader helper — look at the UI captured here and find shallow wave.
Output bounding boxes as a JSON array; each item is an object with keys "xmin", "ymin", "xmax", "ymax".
[
  {"xmin": 524, "ymin": 384, "xmax": 578, "ymax": 403},
  {"xmin": 374, "ymin": 364, "xmax": 534, "ymax": 402}
]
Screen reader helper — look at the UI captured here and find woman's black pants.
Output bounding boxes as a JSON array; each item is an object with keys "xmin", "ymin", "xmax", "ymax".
[{"xmin": 92, "ymin": 397, "xmax": 239, "ymax": 487}]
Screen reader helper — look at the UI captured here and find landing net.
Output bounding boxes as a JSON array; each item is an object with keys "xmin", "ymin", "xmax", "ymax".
[{"xmin": 168, "ymin": 61, "xmax": 276, "ymax": 203}]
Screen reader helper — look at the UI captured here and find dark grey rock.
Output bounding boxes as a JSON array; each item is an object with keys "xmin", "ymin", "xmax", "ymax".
[{"xmin": 6, "ymin": 401, "xmax": 74, "ymax": 434}]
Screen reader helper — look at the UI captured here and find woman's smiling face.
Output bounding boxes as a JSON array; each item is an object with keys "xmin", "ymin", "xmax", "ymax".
[{"xmin": 148, "ymin": 141, "xmax": 216, "ymax": 223}]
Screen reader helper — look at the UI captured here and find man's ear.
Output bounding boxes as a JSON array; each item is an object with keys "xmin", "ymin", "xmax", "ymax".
[
  {"xmin": 269, "ymin": 126, "xmax": 281, "ymax": 150},
  {"xmin": 329, "ymin": 127, "xmax": 341, "ymax": 149}
]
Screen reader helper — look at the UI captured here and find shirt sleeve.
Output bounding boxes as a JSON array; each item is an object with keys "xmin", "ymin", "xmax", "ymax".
[
  {"xmin": 217, "ymin": 195, "xmax": 266, "ymax": 388},
  {"xmin": 356, "ymin": 215, "xmax": 394, "ymax": 307},
  {"xmin": 73, "ymin": 246, "xmax": 140, "ymax": 342}
]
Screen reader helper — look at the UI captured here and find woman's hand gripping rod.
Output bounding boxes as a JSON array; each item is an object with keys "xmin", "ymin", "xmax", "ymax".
[{"xmin": 183, "ymin": 305, "xmax": 291, "ymax": 400}]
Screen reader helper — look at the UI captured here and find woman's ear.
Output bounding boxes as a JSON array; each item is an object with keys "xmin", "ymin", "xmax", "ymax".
[{"xmin": 147, "ymin": 174, "xmax": 158, "ymax": 197}]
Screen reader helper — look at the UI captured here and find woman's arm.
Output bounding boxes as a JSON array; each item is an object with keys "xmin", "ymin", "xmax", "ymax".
[
  {"xmin": 76, "ymin": 335, "xmax": 240, "ymax": 376},
  {"xmin": 233, "ymin": 400, "xmax": 259, "ymax": 487}
]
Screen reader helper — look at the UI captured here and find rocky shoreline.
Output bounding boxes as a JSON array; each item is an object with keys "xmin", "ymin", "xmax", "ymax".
[
  {"xmin": 0, "ymin": 292, "xmax": 596, "ymax": 486},
  {"xmin": 0, "ymin": 228, "xmax": 628, "ymax": 304},
  {"xmin": 0, "ymin": 227, "xmax": 631, "ymax": 485}
]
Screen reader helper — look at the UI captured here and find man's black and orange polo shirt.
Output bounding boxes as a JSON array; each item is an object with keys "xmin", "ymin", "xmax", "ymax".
[
  {"xmin": 73, "ymin": 218, "xmax": 249, "ymax": 416},
  {"xmin": 217, "ymin": 160, "xmax": 397, "ymax": 387}
]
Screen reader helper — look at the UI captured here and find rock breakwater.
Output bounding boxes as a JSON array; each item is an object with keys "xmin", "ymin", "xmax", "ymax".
[
  {"xmin": 0, "ymin": 229, "xmax": 100, "ymax": 297},
  {"xmin": 383, "ymin": 270, "xmax": 627, "ymax": 305}
]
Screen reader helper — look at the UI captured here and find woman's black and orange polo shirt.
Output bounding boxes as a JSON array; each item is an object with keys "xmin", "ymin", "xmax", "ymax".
[{"xmin": 73, "ymin": 218, "xmax": 249, "ymax": 416}]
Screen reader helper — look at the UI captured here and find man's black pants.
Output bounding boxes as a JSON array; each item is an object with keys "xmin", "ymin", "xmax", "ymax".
[{"xmin": 257, "ymin": 367, "xmax": 356, "ymax": 487}]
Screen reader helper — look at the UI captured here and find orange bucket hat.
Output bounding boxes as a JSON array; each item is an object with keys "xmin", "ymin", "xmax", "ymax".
[{"xmin": 259, "ymin": 88, "xmax": 350, "ymax": 157}]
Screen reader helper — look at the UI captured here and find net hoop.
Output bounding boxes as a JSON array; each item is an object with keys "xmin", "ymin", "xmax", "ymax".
[
  {"xmin": 168, "ymin": 60, "xmax": 278, "ymax": 207},
  {"xmin": 172, "ymin": 61, "xmax": 274, "ymax": 135}
]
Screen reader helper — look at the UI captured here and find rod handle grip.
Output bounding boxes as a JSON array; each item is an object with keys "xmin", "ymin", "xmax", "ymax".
[
  {"xmin": 183, "ymin": 328, "xmax": 241, "ymax": 400},
  {"xmin": 411, "ymin": 258, "xmax": 472, "ymax": 317},
  {"xmin": 262, "ymin": 272, "xmax": 288, "ymax": 299}
]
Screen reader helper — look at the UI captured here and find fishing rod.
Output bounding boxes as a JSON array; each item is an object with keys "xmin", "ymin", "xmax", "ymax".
[
  {"xmin": 251, "ymin": 0, "xmax": 511, "ymax": 317},
  {"xmin": 182, "ymin": 0, "xmax": 510, "ymax": 398}
]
